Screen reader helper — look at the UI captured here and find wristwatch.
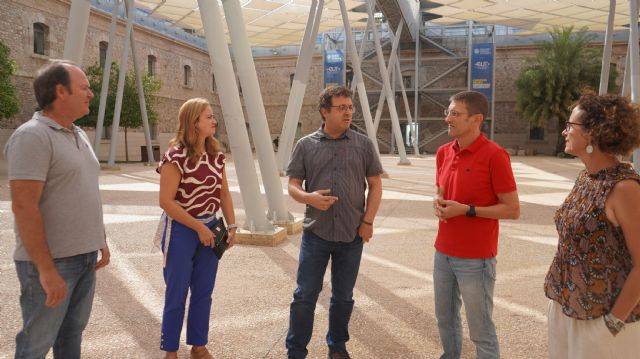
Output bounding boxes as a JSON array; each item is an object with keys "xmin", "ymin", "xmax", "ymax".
[
  {"xmin": 603, "ymin": 313, "xmax": 625, "ymax": 336},
  {"xmin": 465, "ymin": 205, "xmax": 476, "ymax": 218},
  {"xmin": 227, "ymin": 224, "xmax": 238, "ymax": 230}
]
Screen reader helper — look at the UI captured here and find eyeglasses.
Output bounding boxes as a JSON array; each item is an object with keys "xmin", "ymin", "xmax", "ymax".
[
  {"xmin": 444, "ymin": 109, "xmax": 468, "ymax": 118},
  {"xmin": 565, "ymin": 121, "xmax": 584, "ymax": 132},
  {"xmin": 331, "ymin": 104, "xmax": 356, "ymax": 113}
]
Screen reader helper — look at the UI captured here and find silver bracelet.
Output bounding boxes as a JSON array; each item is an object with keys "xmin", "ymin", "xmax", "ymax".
[{"xmin": 227, "ymin": 223, "xmax": 238, "ymax": 230}]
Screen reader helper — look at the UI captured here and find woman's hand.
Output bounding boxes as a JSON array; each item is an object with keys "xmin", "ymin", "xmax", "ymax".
[
  {"xmin": 196, "ymin": 224, "xmax": 214, "ymax": 247},
  {"xmin": 227, "ymin": 228, "xmax": 237, "ymax": 248}
]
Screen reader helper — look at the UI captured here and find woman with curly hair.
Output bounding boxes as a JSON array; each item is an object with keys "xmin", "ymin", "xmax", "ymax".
[
  {"xmin": 544, "ymin": 93, "xmax": 640, "ymax": 358},
  {"xmin": 156, "ymin": 98, "xmax": 236, "ymax": 359}
]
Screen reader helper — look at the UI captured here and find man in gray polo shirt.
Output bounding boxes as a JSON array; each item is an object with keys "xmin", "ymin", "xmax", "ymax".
[
  {"xmin": 285, "ymin": 86, "xmax": 383, "ymax": 359},
  {"xmin": 4, "ymin": 60, "xmax": 110, "ymax": 358}
]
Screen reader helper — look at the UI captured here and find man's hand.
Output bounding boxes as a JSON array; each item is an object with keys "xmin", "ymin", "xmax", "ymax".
[
  {"xmin": 358, "ymin": 223, "xmax": 373, "ymax": 243},
  {"xmin": 433, "ymin": 194, "xmax": 446, "ymax": 222},
  {"xmin": 40, "ymin": 267, "xmax": 67, "ymax": 307},
  {"xmin": 96, "ymin": 245, "xmax": 111, "ymax": 270},
  {"xmin": 306, "ymin": 189, "xmax": 338, "ymax": 211},
  {"xmin": 435, "ymin": 198, "xmax": 467, "ymax": 221}
]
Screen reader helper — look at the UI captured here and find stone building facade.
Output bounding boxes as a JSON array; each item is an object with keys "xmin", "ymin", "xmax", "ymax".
[{"xmin": 0, "ymin": 0, "xmax": 631, "ymax": 163}]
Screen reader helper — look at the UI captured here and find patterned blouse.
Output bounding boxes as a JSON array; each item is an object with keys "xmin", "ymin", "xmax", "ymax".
[
  {"xmin": 544, "ymin": 162, "xmax": 640, "ymax": 322},
  {"xmin": 157, "ymin": 146, "xmax": 225, "ymax": 217}
]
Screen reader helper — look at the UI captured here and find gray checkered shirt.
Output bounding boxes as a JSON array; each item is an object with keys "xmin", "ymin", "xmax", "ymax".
[{"xmin": 287, "ymin": 127, "xmax": 383, "ymax": 242}]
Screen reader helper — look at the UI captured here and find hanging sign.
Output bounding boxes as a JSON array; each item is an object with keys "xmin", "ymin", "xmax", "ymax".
[
  {"xmin": 470, "ymin": 43, "xmax": 494, "ymax": 103},
  {"xmin": 324, "ymin": 49, "xmax": 344, "ymax": 88}
]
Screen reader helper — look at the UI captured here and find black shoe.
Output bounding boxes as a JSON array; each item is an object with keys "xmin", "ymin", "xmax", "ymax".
[{"xmin": 327, "ymin": 350, "xmax": 352, "ymax": 359}]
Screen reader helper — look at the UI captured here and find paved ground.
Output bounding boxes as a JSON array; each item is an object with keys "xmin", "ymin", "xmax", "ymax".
[{"xmin": 0, "ymin": 154, "xmax": 585, "ymax": 358}]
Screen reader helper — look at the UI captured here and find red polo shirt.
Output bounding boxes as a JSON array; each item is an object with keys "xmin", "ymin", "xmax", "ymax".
[{"xmin": 435, "ymin": 134, "xmax": 517, "ymax": 258}]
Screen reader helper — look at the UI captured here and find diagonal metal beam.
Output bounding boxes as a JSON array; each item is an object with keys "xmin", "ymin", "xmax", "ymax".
[
  {"xmin": 362, "ymin": 68, "xmax": 383, "ymax": 87},
  {"xmin": 420, "ymin": 60, "xmax": 467, "ymax": 90},
  {"xmin": 149, "ymin": 0, "xmax": 166, "ymax": 15},
  {"xmin": 420, "ymin": 33, "xmax": 456, "ymax": 57},
  {"xmin": 423, "ymin": 93, "xmax": 448, "ymax": 110},
  {"xmin": 362, "ymin": 38, "xmax": 392, "ymax": 60}
]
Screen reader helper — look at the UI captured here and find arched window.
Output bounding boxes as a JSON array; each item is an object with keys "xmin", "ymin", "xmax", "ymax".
[
  {"xmin": 148, "ymin": 55, "xmax": 156, "ymax": 77},
  {"xmin": 99, "ymin": 41, "xmax": 108, "ymax": 67},
  {"xmin": 183, "ymin": 65, "xmax": 192, "ymax": 87},
  {"xmin": 33, "ymin": 23, "xmax": 48, "ymax": 55}
]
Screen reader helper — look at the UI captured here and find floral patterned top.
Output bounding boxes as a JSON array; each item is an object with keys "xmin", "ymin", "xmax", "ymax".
[{"xmin": 544, "ymin": 162, "xmax": 640, "ymax": 322}]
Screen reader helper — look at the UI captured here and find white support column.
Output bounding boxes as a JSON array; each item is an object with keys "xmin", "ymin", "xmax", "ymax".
[
  {"xmin": 94, "ymin": 0, "xmax": 120, "ymax": 155},
  {"xmin": 629, "ymin": 0, "xmax": 640, "ymax": 170},
  {"xmin": 221, "ymin": 0, "xmax": 293, "ymax": 223},
  {"xmin": 599, "ymin": 0, "xmax": 616, "ymax": 95},
  {"xmin": 467, "ymin": 20, "xmax": 473, "ymax": 90},
  {"xmin": 126, "ymin": 5, "xmax": 154, "ymax": 165},
  {"xmin": 338, "ymin": 0, "xmax": 383, "ymax": 163},
  {"xmin": 197, "ymin": 0, "xmax": 274, "ymax": 233},
  {"xmin": 276, "ymin": 0, "xmax": 323, "ymax": 175},
  {"xmin": 366, "ymin": 0, "xmax": 410, "ymax": 165},
  {"xmin": 373, "ymin": 20, "xmax": 403, "ymax": 133},
  {"xmin": 490, "ymin": 29, "xmax": 496, "ymax": 140},
  {"xmin": 395, "ymin": 50, "xmax": 419, "ymax": 155},
  {"xmin": 63, "ymin": 0, "xmax": 91, "ymax": 63},
  {"xmin": 414, "ymin": 10, "xmax": 421, "ymax": 150},
  {"xmin": 351, "ymin": 15, "xmax": 374, "ymax": 94},
  {"xmin": 107, "ymin": 0, "xmax": 135, "ymax": 167},
  {"xmin": 622, "ymin": 45, "xmax": 631, "ymax": 97}
]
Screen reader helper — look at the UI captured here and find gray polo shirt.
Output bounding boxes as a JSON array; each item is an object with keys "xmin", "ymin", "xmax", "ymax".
[
  {"xmin": 4, "ymin": 112, "xmax": 105, "ymax": 261},
  {"xmin": 287, "ymin": 127, "xmax": 383, "ymax": 242}
]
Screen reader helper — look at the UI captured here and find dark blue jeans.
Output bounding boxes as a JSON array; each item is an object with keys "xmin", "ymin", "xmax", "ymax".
[
  {"xmin": 15, "ymin": 251, "xmax": 98, "ymax": 359},
  {"xmin": 286, "ymin": 230, "xmax": 364, "ymax": 359}
]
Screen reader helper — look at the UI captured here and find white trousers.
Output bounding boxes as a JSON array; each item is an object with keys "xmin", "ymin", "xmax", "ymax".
[{"xmin": 547, "ymin": 300, "xmax": 640, "ymax": 359}]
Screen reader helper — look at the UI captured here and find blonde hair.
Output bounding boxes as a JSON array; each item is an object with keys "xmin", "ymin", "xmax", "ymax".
[{"xmin": 169, "ymin": 98, "xmax": 220, "ymax": 163}]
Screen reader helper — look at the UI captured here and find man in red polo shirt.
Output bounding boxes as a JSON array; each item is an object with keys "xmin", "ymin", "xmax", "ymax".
[{"xmin": 433, "ymin": 91, "xmax": 520, "ymax": 359}]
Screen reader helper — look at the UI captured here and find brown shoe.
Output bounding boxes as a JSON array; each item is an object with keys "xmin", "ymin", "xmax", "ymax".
[{"xmin": 191, "ymin": 345, "xmax": 214, "ymax": 359}]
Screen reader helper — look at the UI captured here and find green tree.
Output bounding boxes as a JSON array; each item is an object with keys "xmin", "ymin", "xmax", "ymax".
[
  {"xmin": 78, "ymin": 62, "xmax": 161, "ymax": 161},
  {"xmin": 0, "ymin": 40, "xmax": 20, "ymax": 121},
  {"xmin": 515, "ymin": 26, "xmax": 616, "ymax": 154}
]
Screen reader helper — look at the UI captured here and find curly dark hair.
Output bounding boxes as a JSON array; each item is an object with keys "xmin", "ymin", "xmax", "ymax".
[
  {"xmin": 318, "ymin": 86, "xmax": 352, "ymax": 120},
  {"xmin": 574, "ymin": 93, "xmax": 640, "ymax": 156}
]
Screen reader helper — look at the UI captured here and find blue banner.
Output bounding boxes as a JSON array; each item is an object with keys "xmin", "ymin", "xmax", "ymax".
[
  {"xmin": 324, "ymin": 50, "xmax": 344, "ymax": 88},
  {"xmin": 470, "ymin": 43, "xmax": 493, "ymax": 103}
]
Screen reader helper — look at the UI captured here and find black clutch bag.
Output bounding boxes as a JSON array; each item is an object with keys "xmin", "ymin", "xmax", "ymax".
[{"xmin": 208, "ymin": 218, "xmax": 229, "ymax": 260}]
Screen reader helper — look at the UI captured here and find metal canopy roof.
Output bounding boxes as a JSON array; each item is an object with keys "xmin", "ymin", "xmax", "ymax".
[
  {"xmin": 134, "ymin": 0, "xmax": 371, "ymax": 47},
  {"xmin": 425, "ymin": 0, "xmax": 636, "ymax": 33},
  {"xmin": 133, "ymin": 0, "xmax": 637, "ymax": 48}
]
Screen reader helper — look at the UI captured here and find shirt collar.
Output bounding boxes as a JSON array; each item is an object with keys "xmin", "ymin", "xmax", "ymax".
[
  {"xmin": 318, "ymin": 124, "xmax": 351, "ymax": 140},
  {"xmin": 34, "ymin": 112, "xmax": 80, "ymax": 133},
  {"xmin": 453, "ymin": 133, "xmax": 487, "ymax": 153}
]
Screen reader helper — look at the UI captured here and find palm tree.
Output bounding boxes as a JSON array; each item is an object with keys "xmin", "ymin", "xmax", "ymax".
[{"xmin": 515, "ymin": 26, "xmax": 616, "ymax": 154}]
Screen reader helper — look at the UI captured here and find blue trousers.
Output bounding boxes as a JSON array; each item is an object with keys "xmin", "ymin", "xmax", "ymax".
[
  {"xmin": 161, "ymin": 218, "xmax": 219, "ymax": 352},
  {"xmin": 286, "ymin": 230, "xmax": 364, "ymax": 359},
  {"xmin": 15, "ymin": 251, "xmax": 98, "ymax": 359},
  {"xmin": 433, "ymin": 250, "xmax": 499, "ymax": 359}
]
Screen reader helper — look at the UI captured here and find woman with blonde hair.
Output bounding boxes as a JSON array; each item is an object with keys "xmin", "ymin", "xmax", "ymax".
[
  {"xmin": 545, "ymin": 93, "xmax": 640, "ymax": 358},
  {"xmin": 156, "ymin": 97, "xmax": 236, "ymax": 359}
]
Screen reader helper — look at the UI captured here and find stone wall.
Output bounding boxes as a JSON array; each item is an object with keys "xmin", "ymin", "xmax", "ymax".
[{"xmin": 0, "ymin": 0, "xmax": 633, "ymax": 162}]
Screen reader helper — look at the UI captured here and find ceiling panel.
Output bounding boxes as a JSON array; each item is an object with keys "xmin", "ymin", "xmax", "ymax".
[{"xmin": 132, "ymin": 0, "xmax": 638, "ymax": 48}]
